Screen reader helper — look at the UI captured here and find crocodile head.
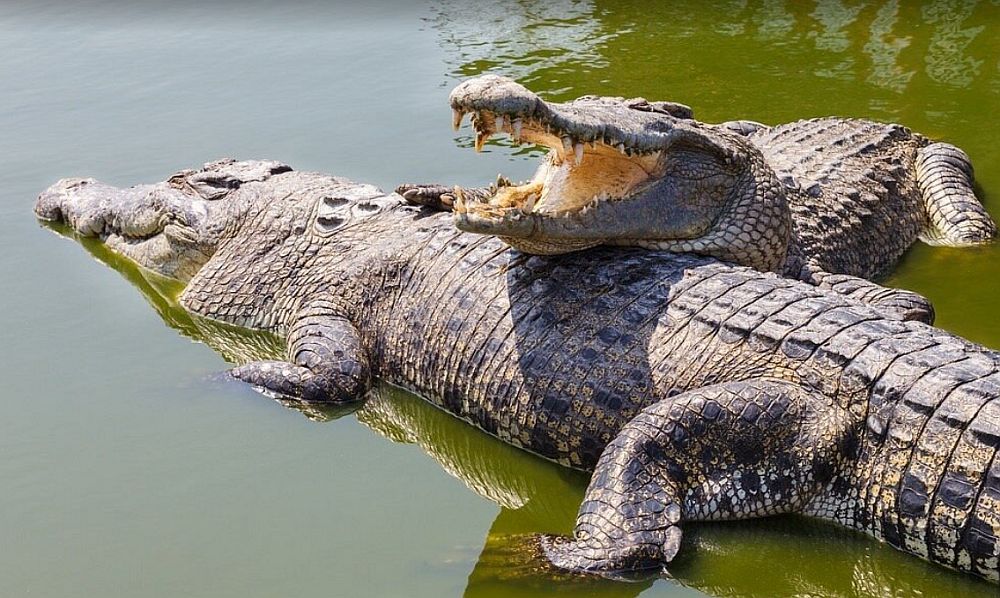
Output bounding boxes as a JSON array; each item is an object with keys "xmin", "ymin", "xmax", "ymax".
[
  {"xmin": 449, "ymin": 75, "xmax": 789, "ymax": 271},
  {"xmin": 37, "ymin": 158, "xmax": 402, "ymax": 332},
  {"xmin": 34, "ymin": 158, "xmax": 294, "ymax": 281}
]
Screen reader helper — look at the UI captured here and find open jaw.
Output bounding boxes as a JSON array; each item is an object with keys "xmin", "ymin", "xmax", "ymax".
[{"xmin": 448, "ymin": 75, "xmax": 705, "ymax": 254}]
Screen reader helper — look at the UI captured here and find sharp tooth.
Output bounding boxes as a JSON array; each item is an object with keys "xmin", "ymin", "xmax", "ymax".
[
  {"xmin": 475, "ymin": 131, "xmax": 487, "ymax": 152},
  {"xmin": 522, "ymin": 193, "xmax": 538, "ymax": 213},
  {"xmin": 562, "ymin": 136, "xmax": 573, "ymax": 152},
  {"xmin": 512, "ymin": 118, "xmax": 522, "ymax": 141},
  {"xmin": 495, "ymin": 114, "xmax": 504, "ymax": 132},
  {"xmin": 574, "ymin": 142, "xmax": 584, "ymax": 166},
  {"xmin": 616, "ymin": 142, "xmax": 626, "ymax": 154},
  {"xmin": 452, "ymin": 108, "xmax": 465, "ymax": 131},
  {"xmin": 454, "ymin": 186, "xmax": 467, "ymax": 213}
]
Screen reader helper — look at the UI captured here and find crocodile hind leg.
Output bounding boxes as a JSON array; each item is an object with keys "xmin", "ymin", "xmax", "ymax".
[
  {"xmin": 916, "ymin": 142, "xmax": 996, "ymax": 246},
  {"xmin": 230, "ymin": 306, "xmax": 370, "ymax": 402},
  {"xmin": 539, "ymin": 379, "xmax": 854, "ymax": 575}
]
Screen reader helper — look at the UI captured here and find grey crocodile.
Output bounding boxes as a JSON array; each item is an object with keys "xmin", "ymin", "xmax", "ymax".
[
  {"xmin": 399, "ymin": 75, "xmax": 994, "ymax": 322},
  {"xmin": 35, "ymin": 160, "xmax": 1000, "ymax": 582},
  {"xmin": 34, "ymin": 237, "xmax": 984, "ymax": 598}
]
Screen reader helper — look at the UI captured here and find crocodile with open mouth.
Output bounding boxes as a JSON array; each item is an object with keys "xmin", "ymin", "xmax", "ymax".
[
  {"xmin": 35, "ymin": 160, "xmax": 1000, "ymax": 582},
  {"xmin": 399, "ymin": 75, "xmax": 995, "ymax": 323}
]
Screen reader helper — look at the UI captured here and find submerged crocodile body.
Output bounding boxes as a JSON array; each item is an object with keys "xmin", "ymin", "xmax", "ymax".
[
  {"xmin": 36, "ymin": 161, "xmax": 1000, "ymax": 582},
  {"xmin": 400, "ymin": 76, "xmax": 995, "ymax": 320}
]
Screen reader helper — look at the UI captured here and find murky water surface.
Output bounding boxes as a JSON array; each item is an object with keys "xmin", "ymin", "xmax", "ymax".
[{"xmin": 2, "ymin": 1, "xmax": 998, "ymax": 596}]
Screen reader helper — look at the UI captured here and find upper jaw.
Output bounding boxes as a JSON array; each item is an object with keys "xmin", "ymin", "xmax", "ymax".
[
  {"xmin": 35, "ymin": 177, "xmax": 218, "ymax": 281},
  {"xmin": 36, "ymin": 179, "xmax": 206, "ymax": 245},
  {"xmin": 449, "ymin": 74, "xmax": 690, "ymax": 160},
  {"xmin": 34, "ymin": 159, "xmax": 293, "ymax": 247},
  {"xmin": 34, "ymin": 159, "xmax": 296, "ymax": 280}
]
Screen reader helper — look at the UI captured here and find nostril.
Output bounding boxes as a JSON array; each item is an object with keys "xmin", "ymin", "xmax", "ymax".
[
  {"xmin": 35, "ymin": 179, "xmax": 81, "ymax": 218},
  {"xmin": 58, "ymin": 177, "xmax": 94, "ymax": 192},
  {"xmin": 34, "ymin": 191, "xmax": 64, "ymax": 221}
]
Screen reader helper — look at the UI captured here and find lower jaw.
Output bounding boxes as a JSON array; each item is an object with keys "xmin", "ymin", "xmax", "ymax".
[
  {"xmin": 499, "ymin": 236, "xmax": 600, "ymax": 255},
  {"xmin": 464, "ymin": 146, "xmax": 657, "ymax": 216}
]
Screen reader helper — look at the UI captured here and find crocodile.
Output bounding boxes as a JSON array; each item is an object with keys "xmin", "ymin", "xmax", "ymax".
[
  {"xmin": 32, "ymin": 231, "xmax": 986, "ymax": 598},
  {"xmin": 399, "ymin": 75, "xmax": 995, "ymax": 322},
  {"xmin": 35, "ymin": 160, "xmax": 1000, "ymax": 582}
]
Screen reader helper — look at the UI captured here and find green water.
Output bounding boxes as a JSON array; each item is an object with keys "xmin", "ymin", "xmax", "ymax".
[{"xmin": 3, "ymin": 1, "xmax": 999, "ymax": 596}]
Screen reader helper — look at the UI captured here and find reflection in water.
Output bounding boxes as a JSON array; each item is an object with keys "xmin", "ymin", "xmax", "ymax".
[
  {"xmin": 429, "ymin": 0, "xmax": 996, "ymax": 104},
  {"xmin": 713, "ymin": 0, "xmax": 750, "ymax": 37},
  {"xmin": 358, "ymin": 383, "xmax": 586, "ymax": 518},
  {"xmin": 863, "ymin": 0, "xmax": 914, "ymax": 93},
  {"xmin": 426, "ymin": 0, "xmax": 622, "ymax": 85},
  {"xmin": 753, "ymin": 0, "xmax": 797, "ymax": 41},
  {"xmin": 808, "ymin": 0, "xmax": 864, "ymax": 80},
  {"xmin": 51, "ymin": 222, "xmax": 997, "ymax": 597},
  {"xmin": 922, "ymin": 0, "xmax": 986, "ymax": 87},
  {"xmin": 356, "ymin": 386, "xmax": 655, "ymax": 597},
  {"xmin": 810, "ymin": 0, "xmax": 865, "ymax": 53}
]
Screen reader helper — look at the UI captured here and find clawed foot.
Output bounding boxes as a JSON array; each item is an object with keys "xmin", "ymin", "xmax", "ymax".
[
  {"xmin": 206, "ymin": 369, "xmax": 364, "ymax": 422},
  {"xmin": 228, "ymin": 360, "xmax": 341, "ymax": 402},
  {"xmin": 395, "ymin": 183, "xmax": 455, "ymax": 211},
  {"xmin": 537, "ymin": 526, "xmax": 682, "ymax": 578}
]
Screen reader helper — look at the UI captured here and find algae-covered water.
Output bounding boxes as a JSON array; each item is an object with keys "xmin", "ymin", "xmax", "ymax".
[{"xmin": 2, "ymin": 1, "xmax": 999, "ymax": 596}]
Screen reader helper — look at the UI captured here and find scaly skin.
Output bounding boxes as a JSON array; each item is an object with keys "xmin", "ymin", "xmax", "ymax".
[
  {"xmin": 400, "ymin": 76, "xmax": 996, "ymax": 322},
  {"xmin": 36, "ymin": 160, "xmax": 1000, "ymax": 582},
  {"xmin": 752, "ymin": 117, "xmax": 995, "ymax": 282}
]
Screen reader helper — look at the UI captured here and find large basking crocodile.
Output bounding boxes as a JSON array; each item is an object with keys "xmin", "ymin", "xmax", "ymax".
[
  {"xmin": 30, "ymin": 241, "xmax": 983, "ymax": 598},
  {"xmin": 400, "ymin": 75, "xmax": 994, "ymax": 322},
  {"xmin": 36, "ymin": 160, "xmax": 999, "ymax": 582}
]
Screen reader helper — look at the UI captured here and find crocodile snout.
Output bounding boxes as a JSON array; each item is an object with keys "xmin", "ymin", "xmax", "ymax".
[
  {"xmin": 35, "ymin": 177, "xmax": 111, "ymax": 235},
  {"xmin": 35, "ymin": 177, "xmax": 89, "ymax": 220}
]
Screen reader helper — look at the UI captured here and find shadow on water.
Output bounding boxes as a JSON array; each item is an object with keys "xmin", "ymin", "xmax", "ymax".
[{"xmin": 39, "ymin": 220, "xmax": 998, "ymax": 597}]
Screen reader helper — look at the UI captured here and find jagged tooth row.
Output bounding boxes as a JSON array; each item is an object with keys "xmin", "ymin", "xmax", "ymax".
[{"xmin": 452, "ymin": 106, "xmax": 660, "ymax": 162}]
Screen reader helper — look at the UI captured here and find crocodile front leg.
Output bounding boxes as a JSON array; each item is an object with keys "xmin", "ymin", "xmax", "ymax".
[
  {"xmin": 395, "ymin": 182, "xmax": 498, "ymax": 211},
  {"xmin": 540, "ymin": 379, "xmax": 855, "ymax": 575},
  {"xmin": 230, "ymin": 306, "xmax": 370, "ymax": 403}
]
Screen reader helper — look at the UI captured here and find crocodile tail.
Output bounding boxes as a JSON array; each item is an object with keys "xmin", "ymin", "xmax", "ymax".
[{"xmin": 916, "ymin": 142, "xmax": 996, "ymax": 246}]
